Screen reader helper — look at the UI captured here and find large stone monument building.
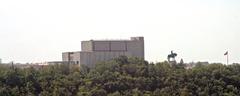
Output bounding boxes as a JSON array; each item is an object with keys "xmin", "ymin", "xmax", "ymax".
[{"xmin": 62, "ymin": 37, "xmax": 144, "ymax": 67}]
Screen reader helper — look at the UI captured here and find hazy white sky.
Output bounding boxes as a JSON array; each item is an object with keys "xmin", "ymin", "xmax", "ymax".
[{"xmin": 0, "ymin": 0, "xmax": 240, "ymax": 64}]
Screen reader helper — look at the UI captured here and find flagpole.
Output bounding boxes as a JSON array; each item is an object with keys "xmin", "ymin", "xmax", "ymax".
[
  {"xmin": 224, "ymin": 51, "xmax": 229, "ymax": 65},
  {"xmin": 227, "ymin": 53, "xmax": 229, "ymax": 65}
]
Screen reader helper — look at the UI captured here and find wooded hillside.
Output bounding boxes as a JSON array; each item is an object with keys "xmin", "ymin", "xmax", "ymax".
[{"xmin": 0, "ymin": 56, "xmax": 240, "ymax": 96}]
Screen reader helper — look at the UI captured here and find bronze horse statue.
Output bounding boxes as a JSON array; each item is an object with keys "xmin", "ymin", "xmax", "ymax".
[{"xmin": 167, "ymin": 51, "xmax": 177, "ymax": 62}]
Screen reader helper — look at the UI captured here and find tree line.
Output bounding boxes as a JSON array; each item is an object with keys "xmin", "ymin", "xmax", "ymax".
[{"xmin": 0, "ymin": 56, "xmax": 240, "ymax": 96}]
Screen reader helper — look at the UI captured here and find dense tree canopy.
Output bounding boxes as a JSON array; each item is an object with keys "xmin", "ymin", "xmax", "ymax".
[{"xmin": 0, "ymin": 56, "xmax": 240, "ymax": 96}]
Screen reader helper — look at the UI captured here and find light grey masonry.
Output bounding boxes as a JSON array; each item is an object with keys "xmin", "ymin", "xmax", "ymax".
[{"xmin": 62, "ymin": 37, "xmax": 144, "ymax": 67}]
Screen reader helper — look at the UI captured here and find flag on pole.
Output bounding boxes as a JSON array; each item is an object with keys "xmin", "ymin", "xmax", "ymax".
[
  {"xmin": 224, "ymin": 51, "xmax": 229, "ymax": 65},
  {"xmin": 224, "ymin": 51, "xmax": 228, "ymax": 55}
]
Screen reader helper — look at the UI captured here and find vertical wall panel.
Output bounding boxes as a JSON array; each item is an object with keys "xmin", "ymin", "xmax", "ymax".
[
  {"xmin": 93, "ymin": 41, "xmax": 110, "ymax": 51},
  {"xmin": 110, "ymin": 41, "xmax": 126, "ymax": 51}
]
